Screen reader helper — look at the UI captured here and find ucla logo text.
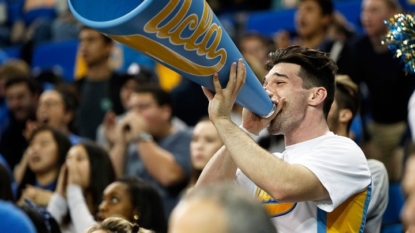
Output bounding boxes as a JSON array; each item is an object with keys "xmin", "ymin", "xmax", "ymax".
[
  {"xmin": 145, "ymin": 0, "xmax": 226, "ymax": 64},
  {"xmin": 256, "ymin": 188, "xmax": 297, "ymax": 217},
  {"xmin": 108, "ymin": 0, "xmax": 227, "ymax": 76}
]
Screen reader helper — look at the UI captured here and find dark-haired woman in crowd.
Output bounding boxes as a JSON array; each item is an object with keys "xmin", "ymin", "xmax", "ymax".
[
  {"xmin": 97, "ymin": 176, "xmax": 167, "ymax": 233},
  {"xmin": 47, "ymin": 142, "xmax": 116, "ymax": 233},
  {"xmin": 16, "ymin": 126, "xmax": 72, "ymax": 207},
  {"xmin": 186, "ymin": 117, "xmax": 223, "ymax": 189}
]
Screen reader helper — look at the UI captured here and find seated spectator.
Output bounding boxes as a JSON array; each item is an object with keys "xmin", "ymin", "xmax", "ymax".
[
  {"xmin": 274, "ymin": 0, "xmax": 357, "ymax": 80},
  {"xmin": 8, "ymin": 0, "xmax": 68, "ymax": 45},
  {"xmin": 16, "ymin": 126, "xmax": 71, "ymax": 207},
  {"xmin": 0, "ymin": 0, "xmax": 10, "ymax": 46},
  {"xmin": 51, "ymin": 7, "xmax": 81, "ymax": 42},
  {"xmin": 0, "ymin": 59, "xmax": 31, "ymax": 139},
  {"xmin": 327, "ymin": 75, "xmax": 388, "ymax": 233},
  {"xmin": 75, "ymin": 26, "xmax": 126, "ymax": 140},
  {"xmin": 186, "ymin": 116, "xmax": 223, "ymax": 189},
  {"xmin": 36, "ymin": 84, "xmax": 84, "ymax": 145},
  {"xmin": 238, "ymin": 32, "xmax": 272, "ymax": 80},
  {"xmin": 48, "ymin": 141, "xmax": 115, "ymax": 233},
  {"xmin": 96, "ymin": 73, "xmax": 154, "ymax": 149},
  {"xmin": 110, "ymin": 84, "xmax": 192, "ymax": 218},
  {"xmin": 0, "ymin": 76, "xmax": 40, "ymax": 170},
  {"xmin": 169, "ymin": 182, "xmax": 277, "ymax": 233},
  {"xmin": 97, "ymin": 176, "xmax": 167, "ymax": 233},
  {"xmin": 356, "ymin": 0, "xmax": 414, "ymax": 181}
]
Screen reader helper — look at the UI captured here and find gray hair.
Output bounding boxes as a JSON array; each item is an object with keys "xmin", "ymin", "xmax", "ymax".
[{"xmin": 185, "ymin": 183, "xmax": 277, "ymax": 233}]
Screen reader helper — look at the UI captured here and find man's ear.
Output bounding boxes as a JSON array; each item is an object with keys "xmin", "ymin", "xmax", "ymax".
[
  {"xmin": 161, "ymin": 105, "xmax": 172, "ymax": 121},
  {"xmin": 64, "ymin": 110, "xmax": 73, "ymax": 125},
  {"xmin": 339, "ymin": 109, "xmax": 353, "ymax": 123},
  {"xmin": 309, "ymin": 87, "xmax": 327, "ymax": 106}
]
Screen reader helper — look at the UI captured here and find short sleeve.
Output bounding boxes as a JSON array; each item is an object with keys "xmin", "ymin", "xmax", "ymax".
[{"xmin": 292, "ymin": 137, "xmax": 371, "ymax": 212}]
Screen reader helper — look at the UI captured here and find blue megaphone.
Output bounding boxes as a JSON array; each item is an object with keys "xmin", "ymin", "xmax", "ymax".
[{"xmin": 68, "ymin": 0, "xmax": 274, "ymax": 117}]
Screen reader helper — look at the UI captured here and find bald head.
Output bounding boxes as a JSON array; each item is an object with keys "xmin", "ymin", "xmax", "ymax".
[
  {"xmin": 169, "ymin": 198, "xmax": 228, "ymax": 233},
  {"xmin": 169, "ymin": 183, "xmax": 277, "ymax": 233}
]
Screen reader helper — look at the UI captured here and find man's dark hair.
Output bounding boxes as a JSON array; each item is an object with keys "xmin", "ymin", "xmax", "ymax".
[
  {"xmin": 299, "ymin": 0, "xmax": 334, "ymax": 16},
  {"xmin": 266, "ymin": 45, "xmax": 337, "ymax": 118},
  {"xmin": 5, "ymin": 76, "xmax": 41, "ymax": 95},
  {"xmin": 134, "ymin": 84, "xmax": 173, "ymax": 109},
  {"xmin": 80, "ymin": 25, "xmax": 113, "ymax": 45},
  {"xmin": 334, "ymin": 76, "xmax": 360, "ymax": 132},
  {"xmin": 53, "ymin": 84, "xmax": 80, "ymax": 133}
]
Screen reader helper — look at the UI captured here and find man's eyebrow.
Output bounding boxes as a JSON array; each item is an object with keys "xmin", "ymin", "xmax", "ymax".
[{"xmin": 273, "ymin": 72, "xmax": 289, "ymax": 79}]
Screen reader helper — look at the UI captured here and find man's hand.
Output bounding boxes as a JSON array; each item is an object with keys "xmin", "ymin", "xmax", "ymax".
[
  {"xmin": 22, "ymin": 185, "xmax": 53, "ymax": 207},
  {"xmin": 202, "ymin": 59, "xmax": 246, "ymax": 123},
  {"xmin": 103, "ymin": 111, "xmax": 117, "ymax": 145},
  {"xmin": 115, "ymin": 111, "xmax": 148, "ymax": 144}
]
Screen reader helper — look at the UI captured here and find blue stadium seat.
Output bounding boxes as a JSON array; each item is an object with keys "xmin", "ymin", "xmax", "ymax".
[
  {"xmin": 31, "ymin": 39, "xmax": 79, "ymax": 83},
  {"xmin": 245, "ymin": 8, "xmax": 296, "ymax": 38},
  {"xmin": 2, "ymin": 46, "xmax": 21, "ymax": 59},
  {"xmin": 382, "ymin": 182, "xmax": 405, "ymax": 225},
  {"xmin": 381, "ymin": 224, "xmax": 404, "ymax": 233}
]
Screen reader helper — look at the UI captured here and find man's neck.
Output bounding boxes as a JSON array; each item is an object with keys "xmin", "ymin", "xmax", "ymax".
[
  {"xmin": 86, "ymin": 61, "xmax": 112, "ymax": 81},
  {"xmin": 299, "ymin": 32, "xmax": 326, "ymax": 49},
  {"xmin": 284, "ymin": 112, "xmax": 330, "ymax": 146},
  {"xmin": 36, "ymin": 168, "xmax": 59, "ymax": 186},
  {"xmin": 153, "ymin": 122, "xmax": 175, "ymax": 140},
  {"xmin": 334, "ymin": 127, "xmax": 348, "ymax": 138},
  {"xmin": 57, "ymin": 125, "xmax": 70, "ymax": 136}
]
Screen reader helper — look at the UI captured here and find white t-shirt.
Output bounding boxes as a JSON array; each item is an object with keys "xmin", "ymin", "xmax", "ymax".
[
  {"xmin": 236, "ymin": 132, "xmax": 371, "ymax": 233},
  {"xmin": 365, "ymin": 159, "xmax": 389, "ymax": 233}
]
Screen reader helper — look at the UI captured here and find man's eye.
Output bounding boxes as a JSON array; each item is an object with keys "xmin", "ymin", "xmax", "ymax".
[{"xmin": 111, "ymin": 197, "xmax": 119, "ymax": 204}]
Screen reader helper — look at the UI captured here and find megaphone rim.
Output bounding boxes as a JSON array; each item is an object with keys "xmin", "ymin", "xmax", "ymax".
[{"xmin": 68, "ymin": 0, "xmax": 151, "ymax": 29}]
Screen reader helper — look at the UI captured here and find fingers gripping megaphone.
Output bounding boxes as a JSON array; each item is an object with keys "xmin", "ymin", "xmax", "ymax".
[{"xmin": 68, "ymin": 0, "xmax": 274, "ymax": 117}]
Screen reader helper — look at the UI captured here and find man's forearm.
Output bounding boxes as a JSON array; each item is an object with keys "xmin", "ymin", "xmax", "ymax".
[
  {"xmin": 137, "ymin": 141, "xmax": 186, "ymax": 187},
  {"xmin": 109, "ymin": 142, "xmax": 127, "ymax": 178}
]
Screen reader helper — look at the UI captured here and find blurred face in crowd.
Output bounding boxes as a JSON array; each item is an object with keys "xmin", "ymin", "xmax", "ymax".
[
  {"xmin": 66, "ymin": 145, "xmax": 91, "ymax": 189},
  {"xmin": 79, "ymin": 28, "xmax": 112, "ymax": 67},
  {"xmin": 295, "ymin": 0, "xmax": 330, "ymax": 38},
  {"xmin": 27, "ymin": 130, "xmax": 59, "ymax": 174},
  {"xmin": 120, "ymin": 79, "xmax": 138, "ymax": 111},
  {"xmin": 169, "ymin": 198, "xmax": 227, "ymax": 233},
  {"xmin": 97, "ymin": 182, "xmax": 136, "ymax": 222},
  {"xmin": 127, "ymin": 92, "xmax": 170, "ymax": 135},
  {"xmin": 6, "ymin": 82, "xmax": 36, "ymax": 120},
  {"xmin": 361, "ymin": 0, "xmax": 396, "ymax": 37},
  {"xmin": 239, "ymin": 37, "xmax": 268, "ymax": 65},
  {"xmin": 190, "ymin": 120, "xmax": 223, "ymax": 170},
  {"xmin": 37, "ymin": 90, "xmax": 71, "ymax": 130}
]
